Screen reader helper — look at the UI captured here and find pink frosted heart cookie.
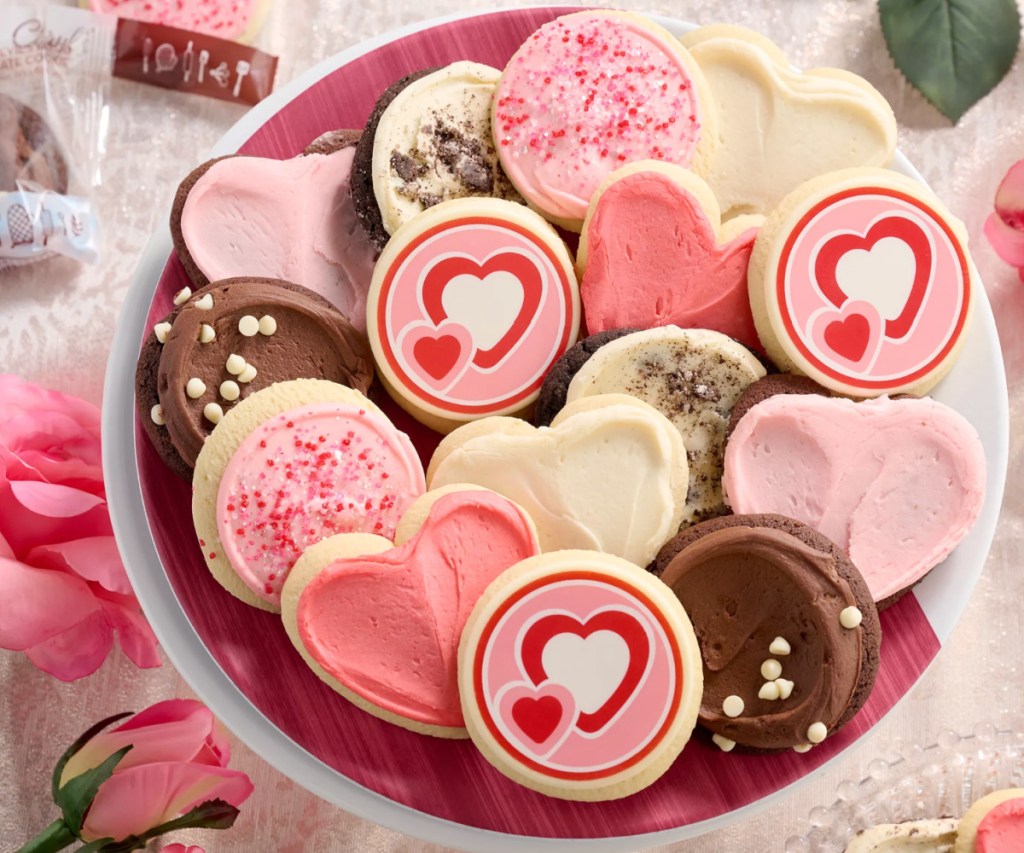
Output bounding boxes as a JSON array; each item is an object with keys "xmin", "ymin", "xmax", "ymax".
[
  {"xmin": 280, "ymin": 486, "xmax": 540, "ymax": 736},
  {"xmin": 192, "ymin": 379, "xmax": 426, "ymax": 612},
  {"xmin": 458, "ymin": 549, "xmax": 703, "ymax": 800},
  {"xmin": 578, "ymin": 161, "xmax": 762, "ymax": 349},
  {"xmin": 749, "ymin": 168, "xmax": 977, "ymax": 396},
  {"xmin": 493, "ymin": 10, "xmax": 716, "ymax": 231},
  {"xmin": 367, "ymin": 196, "xmax": 580, "ymax": 432},
  {"xmin": 723, "ymin": 392, "xmax": 986, "ymax": 604}
]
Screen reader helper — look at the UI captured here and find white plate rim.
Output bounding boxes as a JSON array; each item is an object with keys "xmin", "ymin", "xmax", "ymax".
[{"xmin": 102, "ymin": 7, "xmax": 1010, "ymax": 851}]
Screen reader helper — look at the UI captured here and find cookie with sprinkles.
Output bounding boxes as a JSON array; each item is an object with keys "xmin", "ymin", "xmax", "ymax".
[
  {"xmin": 157, "ymin": 277, "xmax": 373, "ymax": 471},
  {"xmin": 492, "ymin": 10, "xmax": 716, "ymax": 231},
  {"xmin": 192, "ymin": 379, "xmax": 426, "ymax": 612},
  {"xmin": 653, "ymin": 513, "xmax": 880, "ymax": 752}
]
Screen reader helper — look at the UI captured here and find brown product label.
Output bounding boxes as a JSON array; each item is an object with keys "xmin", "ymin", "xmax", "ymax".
[{"xmin": 113, "ymin": 18, "xmax": 277, "ymax": 106}]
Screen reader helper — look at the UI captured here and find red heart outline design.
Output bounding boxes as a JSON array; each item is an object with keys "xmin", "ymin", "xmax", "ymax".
[
  {"xmin": 520, "ymin": 609, "xmax": 650, "ymax": 734},
  {"xmin": 814, "ymin": 214, "xmax": 932, "ymax": 341},
  {"xmin": 421, "ymin": 252, "xmax": 544, "ymax": 370}
]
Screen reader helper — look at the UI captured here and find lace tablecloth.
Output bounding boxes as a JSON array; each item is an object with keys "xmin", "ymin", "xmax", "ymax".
[{"xmin": 2, "ymin": 1, "xmax": 1022, "ymax": 850}]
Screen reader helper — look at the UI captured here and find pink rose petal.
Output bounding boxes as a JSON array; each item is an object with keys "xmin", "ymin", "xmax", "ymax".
[
  {"xmin": 995, "ymin": 159, "xmax": 1024, "ymax": 229},
  {"xmin": 25, "ymin": 609, "xmax": 113, "ymax": 681},
  {"xmin": 9, "ymin": 479, "xmax": 105, "ymax": 518},
  {"xmin": 0, "ymin": 482, "xmax": 111, "ymax": 558},
  {"xmin": 985, "ymin": 211, "xmax": 1024, "ymax": 267},
  {"xmin": 29, "ymin": 537, "xmax": 131, "ymax": 595},
  {"xmin": 160, "ymin": 846, "xmax": 205, "ymax": 853},
  {"xmin": 100, "ymin": 595, "xmax": 161, "ymax": 670},
  {"xmin": 82, "ymin": 763, "xmax": 254, "ymax": 841}
]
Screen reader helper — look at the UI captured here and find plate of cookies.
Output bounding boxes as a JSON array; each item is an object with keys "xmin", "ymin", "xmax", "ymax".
[{"xmin": 104, "ymin": 6, "xmax": 1009, "ymax": 851}]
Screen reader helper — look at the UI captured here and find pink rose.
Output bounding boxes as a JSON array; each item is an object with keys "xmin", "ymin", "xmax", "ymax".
[
  {"xmin": 985, "ymin": 159, "xmax": 1024, "ymax": 279},
  {"xmin": 59, "ymin": 700, "xmax": 253, "ymax": 843},
  {"xmin": 161, "ymin": 846, "xmax": 205, "ymax": 853},
  {"xmin": 0, "ymin": 374, "xmax": 160, "ymax": 680}
]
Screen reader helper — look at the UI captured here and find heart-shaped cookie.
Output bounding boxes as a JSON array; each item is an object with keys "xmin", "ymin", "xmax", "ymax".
[
  {"xmin": 682, "ymin": 25, "xmax": 897, "ymax": 218},
  {"xmin": 280, "ymin": 486, "xmax": 540, "ymax": 736},
  {"xmin": 578, "ymin": 161, "xmax": 762, "ymax": 350},
  {"xmin": 723, "ymin": 393, "xmax": 986, "ymax": 603},
  {"xmin": 428, "ymin": 394, "xmax": 689, "ymax": 567}
]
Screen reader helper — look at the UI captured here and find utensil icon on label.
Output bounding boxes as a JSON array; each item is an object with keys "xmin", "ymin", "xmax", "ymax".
[
  {"xmin": 208, "ymin": 61, "xmax": 230, "ymax": 87},
  {"xmin": 198, "ymin": 49, "xmax": 210, "ymax": 83},
  {"xmin": 183, "ymin": 40, "xmax": 194, "ymax": 83},
  {"xmin": 154, "ymin": 43, "xmax": 178, "ymax": 73},
  {"xmin": 233, "ymin": 60, "xmax": 251, "ymax": 97},
  {"xmin": 142, "ymin": 37, "xmax": 152, "ymax": 74}
]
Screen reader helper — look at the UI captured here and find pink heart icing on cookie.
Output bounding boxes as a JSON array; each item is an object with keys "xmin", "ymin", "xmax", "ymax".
[
  {"xmin": 296, "ymin": 491, "xmax": 539, "ymax": 728},
  {"xmin": 497, "ymin": 682, "xmax": 577, "ymax": 755},
  {"xmin": 723, "ymin": 394, "xmax": 985, "ymax": 603},
  {"xmin": 807, "ymin": 300, "xmax": 884, "ymax": 372},
  {"xmin": 399, "ymin": 322, "xmax": 474, "ymax": 390},
  {"xmin": 581, "ymin": 169, "xmax": 760, "ymax": 350}
]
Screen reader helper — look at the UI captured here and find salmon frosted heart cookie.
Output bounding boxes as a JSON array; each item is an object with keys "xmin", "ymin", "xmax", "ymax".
[
  {"xmin": 192, "ymin": 379, "xmax": 425, "ymax": 612},
  {"xmin": 428, "ymin": 394, "xmax": 688, "ymax": 567},
  {"xmin": 682, "ymin": 25, "xmax": 897, "ymax": 218},
  {"xmin": 458, "ymin": 550, "xmax": 703, "ymax": 800},
  {"xmin": 540, "ymin": 327, "xmax": 766, "ymax": 525},
  {"xmin": 172, "ymin": 131, "xmax": 376, "ymax": 331},
  {"xmin": 723, "ymin": 392, "xmax": 985, "ymax": 605},
  {"xmin": 493, "ymin": 10, "xmax": 715, "ymax": 231},
  {"xmin": 367, "ymin": 197, "xmax": 579, "ymax": 432},
  {"xmin": 955, "ymin": 789, "xmax": 1024, "ymax": 853},
  {"xmin": 578, "ymin": 161, "xmax": 762, "ymax": 349},
  {"xmin": 654, "ymin": 514, "xmax": 880, "ymax": 753},
  {"xmin": 280, "ymin": 486, "xmax": 540, "ymax": 737},
  {"xmin": 749, "ymin": 168, "xmax": 976, "ymax": 397}
]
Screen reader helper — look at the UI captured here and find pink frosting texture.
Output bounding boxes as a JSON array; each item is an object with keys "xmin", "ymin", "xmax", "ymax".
[
  {"xmin": 216, "ymin": 403, "xmax": 425, "ymax": 606},
  {"xmin": 494, "ymin": 13, "xmax": 703, "ymax": 223},
  {"xmin": 296, "ymin": 491, "xmax": 539, "ymax": 728},
  {"xmin": 723, "ymin": 394, "xmax": 985, "ymax": 602},
  {"xmin": 581, "ymin": 170, "xmax": 760, "ymax": 348},
  {"xmin": 977, "ymin": 798, "xmax": 1024, "ymax": 853},
  {"xmin": 180, "ymin": 149, "xmax": 376, "ymax": 331}
]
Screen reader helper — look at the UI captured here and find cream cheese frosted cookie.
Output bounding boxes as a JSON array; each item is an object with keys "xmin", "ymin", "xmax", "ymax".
[
  {"xmin": 367, "ymin": 196, "xmax": 579, "ymax": 433},
  {"xmin": 558, "ymin": 326, "xmax": 766, "ymax": 524},
  {"xmin": 845, "ymin": 819, "xmax": 959, "ymax": 852},
  {"xmin": 351, "ymin": 62, "xmax": 523, "ymax": 249},
  {"xmin": 428, "ymin": 394, "xmax": 688, "ymax": 567},
  {"xmin": 458, "ymin": 549, "xmax": 703, "ymax": 800},
  {"xmin": 493, "ymin": 10, "xmax": 715, "ymax": 231},
  {"xmin": 280, "ymin": 486, "xmax": 540, "ymax": 737},
  {"xmin": 192, "ymin": 379, "xmax": 425, "ymax": 612},
  {"xmin": 723, "ymin": 392, "xmax": 986, "ymax": 605},
  {"xmin": 682, "ymin": 24, "xmax": 897, "ymax": 218},
  {"xmin": 578, "ymin": 161, "xmax": 763, "ymax": 349},
  {"xmin": 749, "ymin": 168, "xmax": 976, "ymax": 397}
]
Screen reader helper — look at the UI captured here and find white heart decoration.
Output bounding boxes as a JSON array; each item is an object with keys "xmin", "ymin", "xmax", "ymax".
[
  {"xmin": 835, "ymin": 237, "xmax": 917, "ymax": 323},
  {"xmin": 441, "ymin": 271, "xmax": 525, "ymax": 352},
  {"xmin": 540, "ymin": 630, "xmax": 630, "ymax": 714}
]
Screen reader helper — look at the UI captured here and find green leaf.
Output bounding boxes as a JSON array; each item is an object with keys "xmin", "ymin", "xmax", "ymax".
[
  {"xmin": 87, "ymin": 799, "xmax": 241, "ymax": 853},
  {"xmin": 51, "ymin": 712, "xmax": 133, "ymax": 802},
  {"xmin": 879, "ymin": 0, "xmax": 1021, "ymax": 122},
  {"xmin": 54, "ymin": 746, "xmax": 132, "ymax": 835}
]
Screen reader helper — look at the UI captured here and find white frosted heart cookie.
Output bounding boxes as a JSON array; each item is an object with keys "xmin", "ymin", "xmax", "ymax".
[
  {"xmin": 280, "ymin": 485, "xmax": 540, "ymax": 737},
  {"xmin": 682, "ymin": 24, "xmax": 897, "ymax": 218},
  {"xmin": 192, "ymin": 379, "xmax": 425, "ymax": 612},
  {"xmin": 428, "ymin": 393, "xmax": 688, "ymax": 567},
  {"xmin": 749, "ymin": 168, "xmax": 977, "ymax": 397},
  {"xmin": 458, "ymin": 549, "xmax": 703, "ymax": 800},
  {"xmin": 561, "ymin": 326, "xmax": 766, "ymax": 524},
  {"xmin": 366, "ymin": 196, "xmax": 580, "ymax": 433}
]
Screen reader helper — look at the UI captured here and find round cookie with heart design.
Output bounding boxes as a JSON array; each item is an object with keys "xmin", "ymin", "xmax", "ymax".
[
  {"xmin": 955, "ymin": 789, "xmax": 1024, "ymax": 853},
  {"xmin": 428, "ymin": 393, "xmax": 688, "ymax": 567},
  {"xmin": 681, "ymin": 25, "xmax": 897, "ymax": 219},
  {"xmin": 723, "ymin": 391, "xmax": 986, "ymax": 605},
  {"xmin": 280, "ymin": 485, "xmax": 540, "ymax": 737},
  {"xmin": 493, "ymin": 10, "xmax": 716, "ymax": 232},
  {"xmin": 458, "ymin": 549, "xmax": 703, "ymax": 800},
  {"xmin": 653, "ymin": 514, "xmax": 880, "ymax": 753},
  {"xmin": 192, "ymin": 379, "xmax": 426, "ymax": 612},
  {"xmin": 367, "ymin": 196, "xmax": 580, "ymax": 433},
  {"xmin": 578, "ymin": 161, "xmax": 763, "ymax": 349},
  {"xmin": 171, "ymin": 130, "xmax": 376, "ymax": 330},
  {"xmin": 749, "ymin": 167, "xmax": 977, "ymax": 397}
]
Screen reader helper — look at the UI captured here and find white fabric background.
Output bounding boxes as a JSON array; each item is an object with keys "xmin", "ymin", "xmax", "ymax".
[{"xmin": 1, "ymin": 1, "xmax": 1022, "ymax": 850}]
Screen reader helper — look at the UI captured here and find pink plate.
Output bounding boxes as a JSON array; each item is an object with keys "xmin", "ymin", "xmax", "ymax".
[{"xmin": 105, "ymin": 7, "xmax": 1009, "ymax": 850}]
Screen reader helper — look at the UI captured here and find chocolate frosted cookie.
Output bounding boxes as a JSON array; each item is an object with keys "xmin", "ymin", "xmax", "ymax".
[
  {"xmin": 0, "ymin": 94, "xmax": 68, "ymax": 193},
  {"xmin": 549, "ymin": 326, "xmax": 766, "ymax": 525},
  {"xmin": 351, "ymin": 62, "xmax": 523, "ymax": 250},
  {"xmin": 155, "ymin": 277, "xmax": 373, "ymax": 470},
  {"xmin": 654, "ymin": 513, "xmax": 881, "ymax": 753}
]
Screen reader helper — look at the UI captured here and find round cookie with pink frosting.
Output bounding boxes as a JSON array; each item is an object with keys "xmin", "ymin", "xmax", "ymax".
[
  {"xmin": 493, "ymin": 10, "xmax": 716, "ymax": 231},
  {"xmin": 280, "ymin": 485, "xmax": 540, "ymax": 737},
  {"xmin": 956, "ymin": 789, "xmax": 1024, "ymax": 853},
  {"xmin": 192, "ymin": 379, "xmax": 426, "ymax": 612}
]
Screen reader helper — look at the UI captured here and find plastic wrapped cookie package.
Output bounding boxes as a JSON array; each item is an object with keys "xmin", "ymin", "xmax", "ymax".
[{"xmin": 0, "ymin": 3, "xmax": 113, "ymax": 270}]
